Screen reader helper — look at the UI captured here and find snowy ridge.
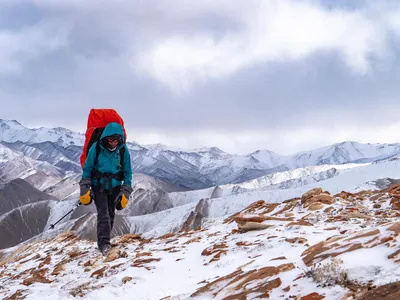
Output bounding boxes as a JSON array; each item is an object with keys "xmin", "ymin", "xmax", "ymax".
[
  {"xmin": 131, "ymin": 140, "xmax": 400, "ymax": 188},
  {"xmin": 2, "ymin": 118, "xmax": 400, "ymax": 189},
  {"xmin": 113, "ymin": 158, "xmax": 400, "ymax": 239},
  {"xmin": 222, "ymin": 162, "xmax": 370, "ymax": 190},
  {"xmin": 0, "ymin": 119, "xmax": 84, "ymax": 147},
  {"xmin": 164, "ymin": 162, "xmax": 372, "ymax": 211}
]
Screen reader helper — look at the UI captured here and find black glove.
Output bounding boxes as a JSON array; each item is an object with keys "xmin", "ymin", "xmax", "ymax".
[
  {"xmin": 116, "ymin": 184, "xmax": 133, "ymax": 210},
  {"xmin": 79, "ymin": 178, "xmax": 92, "ymax": 205},
  {"xmin": 120, "ymin": 184, "xmax": 133, "ymax": 198}
]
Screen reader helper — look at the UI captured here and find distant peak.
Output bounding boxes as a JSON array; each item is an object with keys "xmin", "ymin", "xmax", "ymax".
[
  {"xmin": 195, "ymin": 146, "xmax": 225, "ymax": 153},
  {"xmin": 208, "ymin": 147, "xmax": 224, "ymax": 153},
  {"xmin": 337, "ymin": 141, "xmax": 356, "ymax": 146},
  {"xmin": 10, "ymin": 119, "xmax": 22, "ymax": 126},
  {"xmin": 251, "ymin": 149, "xmax": 279, "ymax": 156},
  {"xmin": 0, "ymin": 119, "xmax": 26, "ymax": 129}
]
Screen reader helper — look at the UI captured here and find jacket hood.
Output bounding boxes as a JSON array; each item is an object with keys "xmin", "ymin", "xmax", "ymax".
[{"xmin": 100, "ymin": 122, "xmax": 125, "ymax": 140}]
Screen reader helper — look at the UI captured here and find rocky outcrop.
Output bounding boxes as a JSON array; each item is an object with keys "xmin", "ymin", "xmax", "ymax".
[
  {"xmin": 359, "ymin": 281, "xmax": 400, "ymax": 299},
  {"xmin": 180, "ymin": 198, "xmax": 209, "ymax": 232}
]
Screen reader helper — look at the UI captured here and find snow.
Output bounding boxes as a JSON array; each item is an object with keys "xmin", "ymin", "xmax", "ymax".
[
  {"xmin": 0, "ymin": 119, "xmax": 84, "ymax": 147},
  {"xmin": 126, "ymin": 202, "xmax": 197, "ymax": 237},
  {"xmin": 168, "ymin": 187, "xmax": 215, "ymax": 206},
  {"xmin": 2, "ymin": 204, "xmax": 398, "ymax": 300}
]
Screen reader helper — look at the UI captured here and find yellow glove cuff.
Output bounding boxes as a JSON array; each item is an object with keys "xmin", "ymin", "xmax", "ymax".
[
  {"xmin": 80, "ymin": 190, "xmax": 91, "ymax": 205},
  {"xmin": 120, "ymin": 194, "xmax": 129, "ymax": 209}
]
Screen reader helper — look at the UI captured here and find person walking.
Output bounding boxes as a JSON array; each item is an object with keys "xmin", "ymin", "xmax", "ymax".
[{"xmin": 79, "ymin": 122, "xmax": 133, "ymax": 256}]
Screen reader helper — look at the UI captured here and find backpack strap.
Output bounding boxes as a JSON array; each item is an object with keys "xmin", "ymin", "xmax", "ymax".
[
  {"xmin": 119, "ymin": 145, "xmax": 125, "ymax": 169},
  {"xmin": 94, "ymin": 141, "xmax": 101, "ymax": 167}
]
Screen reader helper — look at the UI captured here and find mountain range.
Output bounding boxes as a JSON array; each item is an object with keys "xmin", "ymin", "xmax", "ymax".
[
  {"xmin": 1, "ymin": 118, "xmax": 400, "ymax": 298},
  {"xmin": 1, "ymin": 118, "xmax": 400, "ymax": 190},
  {"xmin": 1, "ymin": 118, "xmax": 400, "ymax": 250}
]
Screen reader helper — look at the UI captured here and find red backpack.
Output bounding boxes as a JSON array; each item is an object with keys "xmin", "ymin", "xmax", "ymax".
[{"xmin": 80, "ymin": 109, "xmax": 127, "ymax": 168}]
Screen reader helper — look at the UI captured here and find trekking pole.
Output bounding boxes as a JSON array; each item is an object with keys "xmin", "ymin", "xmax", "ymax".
[{"xmin": 49, "ymin": 201, "xmax": 81, "ymax": 229}]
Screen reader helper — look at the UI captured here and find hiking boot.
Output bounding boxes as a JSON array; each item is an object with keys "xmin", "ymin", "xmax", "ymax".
[{"xmin": 100, "ymin": 244, "xmax": 112, "ymax": 256}]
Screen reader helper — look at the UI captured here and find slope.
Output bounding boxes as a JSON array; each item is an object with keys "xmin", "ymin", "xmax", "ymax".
[{"xmin": 1, "ymin": 185, "xmax": 399, "ymax": 299}]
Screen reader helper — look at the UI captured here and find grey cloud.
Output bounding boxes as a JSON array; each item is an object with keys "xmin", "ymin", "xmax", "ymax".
[{"xmin": 0, "ymin": 1, "xmax": 400, "ymax": 153}]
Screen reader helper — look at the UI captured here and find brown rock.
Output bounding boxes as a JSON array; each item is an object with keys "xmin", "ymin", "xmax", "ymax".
[
  {"xmin": 300, "ymin": 292, "xmax": 325, "ymax": 299},
  {"xmin": 4, "ymin": 289, "xmax": 26, "ymax": 300},
  {"xmin": 191, "ymin": 263, "xmax": 294, "ymax": 299},
  {"xmin": 370, "ymin": 192, "xmax": 385, "ymax": 200},
  {"xmin": 82, "ymin": 260, "xmax": 95, "ymax": 267},
  {"xmin": 359, "ymin": 281, "xmax": 400, "ymax": 300},
  {"xmin": 347, "ymin": 212, "xmax": 371, "ymax": 219},
  {"xmin": 22, "ymin": 271, "xmax": 52, "ymax": 286},
  {"xmin": 201, "ymin": 243, "xmax": 228, "ymax": 256},
  {"xmin": 313, "ymin": 194, "xmax": 335, "ymax": 205},
  {"xmin": 272, "ymin": 201, "xmax": 298, "ymax": 216},
  {"xmin": 38, "ymin": 256, "xmax": 51, "ymax": 268},
  {"xmin": 333, "ymin": 191, "xmax": 355, "ymax": 199},
  {"xmin": 55, "ymin": 231, "xmax": 77, "ymax": 243},
  {"xmin": 236, "ymin": 241, "xmax": 259, "ymax": 247},
  {"xmin": 224, "ymin": 201, "xmax": 273, "ymax": 223},
  {"xmin": 308, "ymin": 203, "xmax": 324, "ymax": 211},
  {"xmin": 91, "ymin": 266, "xmax": 107, "ymax": 279},
  {"xmin": 386, "ymin": 183, "xmax": 400, "ymax": 193},
  {"xmin": 270, "ymin": 256, "xmax": 287, "ymax": 261},
  {"xmin": 387, "ymin": 222, "xmax": 400, "ymax": 235},
  {"xmin": 286, "ymin": 220, "xmax": 313, "ymax": 227},
  {"xmin": 122, "ymin": 276, "xmax": 133, "ymax": 284},
  {"xmin": 158, "ymin": 232, "xmax": 176, "ymax": 240},
  {"xmin": 51, "ymin": 264, "xmax": 65, "ymax": 276},
  {"xmin": 301, "ymin": 188, "xmax": 323, "ymax": 203},
  {"xmin": 67, "ymin": 249, "xmax": 81, "ymax": 258},
  {"xmin": 345, "ymin": 229, "xmax": 379, "ymax": 241},
  {"xmin": 300, "ymin": 213, "xmax": 315, "ymax": 221},
  {"xmin": 323, "ymin": 206, "xmax": 336, "ymax": 213},
  {"xmin": 236, "ymin": 221, "xmax": 273, "ymax": 232},
  {"xmin": 283, "ymin": 286, "xmax": 290, "ymax": 292},
  {"xmin": 390, "ymin": 197, "xmax": 400, "ymax": 210},
  {"xmin": 234, "ymin": 215, "xmax": 292, "ymax": 231},
  {"xmin": 285, "ymin": 237, "xmax": 307, "ymax": 244},
  {"xmin": 388, "ymin": 249, "xmax": 400, "ymax": 260},
  {"xmin": 19, "ymin": 253, "xmax": 40, "ymax": 264},
  {"xmin": 135, "ymin": 252, "xmax": 152, "ymax": 258},
  {"xmin": 133, "ymin": 257, "xmax": 162, "ymax": 265}
]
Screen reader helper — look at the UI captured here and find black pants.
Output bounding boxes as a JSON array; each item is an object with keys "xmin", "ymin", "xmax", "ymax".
[{"xmin": 92, "ymin": 185, "xmax": 120, "ymax": 249}]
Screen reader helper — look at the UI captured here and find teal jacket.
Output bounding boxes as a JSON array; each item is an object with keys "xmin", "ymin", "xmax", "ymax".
[{"xmin": 82, "ymin": 122, "xmax": 132, "ymax": 189}]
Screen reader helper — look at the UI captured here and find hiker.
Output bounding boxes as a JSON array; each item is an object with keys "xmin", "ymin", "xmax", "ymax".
[{"xmin": 79, "ymin": 122, "xmax": 133, "ymax": 256}]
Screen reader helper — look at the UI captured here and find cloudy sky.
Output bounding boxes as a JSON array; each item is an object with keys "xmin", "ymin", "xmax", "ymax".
[{"xmin": 1, "ymin": 0, "xmax": 400, "ymax": 155}]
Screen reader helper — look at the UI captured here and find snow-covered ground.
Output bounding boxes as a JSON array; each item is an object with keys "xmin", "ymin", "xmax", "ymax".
[{"xmin": 1, "ymin": 184, "xmax": 399, "ymax": 299}]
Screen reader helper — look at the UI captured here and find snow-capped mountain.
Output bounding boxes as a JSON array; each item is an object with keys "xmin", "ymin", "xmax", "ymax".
[
  {"xmin": 0, "ymin": 119, "xmax": 84, "ymax": 147},
  {"xmin": 132, "ymin": 140, "xmax": 400, "ymax": 188},
  {"xmin": 2, "ymin": 118, "xmax": 400, "ymax": 190}
]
